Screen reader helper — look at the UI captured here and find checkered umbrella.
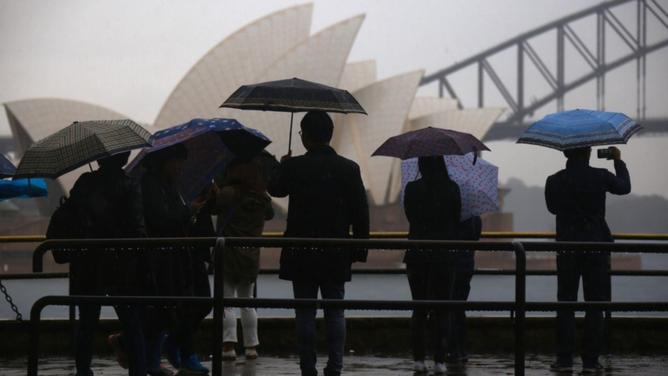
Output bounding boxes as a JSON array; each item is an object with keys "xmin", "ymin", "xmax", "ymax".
[
  {"xmin": 0, "ymin": 154, "xmax": 16, "ymax": 178},
  {"xmin": 401, "ymin": 153, "xmax": 498, "ymax": 221},
  {"xmin": 13, "ymin": 119, "xmax": 151, "ymax": 179}
]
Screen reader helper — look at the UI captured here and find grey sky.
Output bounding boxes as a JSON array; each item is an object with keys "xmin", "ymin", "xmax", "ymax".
[{"xmin": 1, "ymin": 0, "xmax": 667, "ymax": 197}]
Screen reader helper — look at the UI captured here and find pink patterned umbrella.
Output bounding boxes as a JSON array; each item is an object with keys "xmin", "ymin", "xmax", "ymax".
[{"xmin": 401, "ymin": 153, "xmax": 498, "ymax": 220}]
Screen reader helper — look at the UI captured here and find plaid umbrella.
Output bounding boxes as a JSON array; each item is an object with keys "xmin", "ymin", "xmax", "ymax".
[
  {"xmin": 401, "ymin": 154, "xmax": 498, "ymax": 221},
  {"xmin": 127, "ymin": 118, "xmax": 271, "ymax": 201},
  {"xmin": 13, "ymin": 119, "xmax": 151, "ymax": 179},
  {"xmin": 0, "ymin": 154, "xmax": 16, "ymax": 178},
  {"xmin": 516, "ymin": 109, "xmax": 642, "ymax": 150},
  {"xmin": 220, "ymin": 77, "xmax": 366, "ymax": 152},
  {"xmin": 372, "ymin": 127, "xmax": 490, "ymax": 160}
]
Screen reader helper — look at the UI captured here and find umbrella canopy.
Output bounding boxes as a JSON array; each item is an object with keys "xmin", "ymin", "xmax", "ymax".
[
  {"xmin": 372, "ymin": 126, "xmax": 490, "ymax": 160},
  {"xmin": 0, "ymin": 178, "xmax": 48, "ymax": 201},
  {"xmin": 0, "ymin": 154, "xmax": 16, "ymax": 178},
  {"xmin": 220, "ymin": 77, "xmax": 366, "ymax": 152},
  {"xmin": 516, "ymin": 109, "xmax": 642, "ymax": 150},
  {"xmin": 13, "ymin": 119, "xmax": 151, "ymax": 179},
  {"xmin": 220, "ymin": 77, "xmax": 367, "ymax": 114},
  {"xmin": 401, "ymin": 154, "xmax": 498, "ymax": 221},
  {"xmin": 127, "ymin": 118, "xmax": 271, "ymax": 201}
]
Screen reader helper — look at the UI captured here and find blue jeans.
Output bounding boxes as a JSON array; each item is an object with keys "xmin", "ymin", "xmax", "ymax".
[
  {"xmin": 556, "ymin": 251, "xmax": 610, "ymax": 367},
  {"xmin": 292, "ymin": 281, "xmax": 346, "ymax": 376}
]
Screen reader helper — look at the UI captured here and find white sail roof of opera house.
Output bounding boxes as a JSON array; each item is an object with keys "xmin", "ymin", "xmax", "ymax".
[
  {"xmin": 332, "ymin": 70, "xmax": 424, "ymax": 206},
  {"xmin": 4, "ymin": 98, "xmax": 133, "ymax": 213},
  {"xmin": 408, "ymin": 97, "xmax": 460, "ymax": 120},
  {"xmin": 409, "ymin": 107, "xmax": 505, "ymax": 140},
  {"xmin": 219, "ymin": 15, "xmax": 365, "ymax": 158},
  {"xmin": 153, "ymin": 4, "xmax": 314, "ymax": 129},
  {"xmin": 339, "ymin": 60, "xmax": 377, "ymax": 93}
]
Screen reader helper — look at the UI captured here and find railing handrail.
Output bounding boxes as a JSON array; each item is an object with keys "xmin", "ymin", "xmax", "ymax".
[{"xmin": 4, "ymin": 231, "xmax": 668, "ymax": 243}]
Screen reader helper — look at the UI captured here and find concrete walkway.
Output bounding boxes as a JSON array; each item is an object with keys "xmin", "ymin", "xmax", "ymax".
[{"xmin": 2, "ymin": 354, "xmax": 667, "ymax": 375}]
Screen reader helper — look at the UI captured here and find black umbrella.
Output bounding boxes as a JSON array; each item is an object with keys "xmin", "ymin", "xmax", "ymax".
[
  {"xmin": 372, "ymin": 127, "xmax": 490, "ymax": 160},
  {"xmin": 14, "ymin": 119, "xmax": 151, "ymax": 179},
  {"xmin": 220, "ymin": 77, "xmax": 366, "ymax": 152}
]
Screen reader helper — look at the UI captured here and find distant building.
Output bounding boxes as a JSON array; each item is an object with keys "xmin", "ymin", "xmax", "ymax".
[{"xmin": 3, "ymin": 3, "xmax": 504, "ymax": 218}]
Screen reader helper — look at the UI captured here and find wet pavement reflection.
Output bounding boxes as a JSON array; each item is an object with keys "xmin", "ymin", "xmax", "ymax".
[{"xmin": 2, "ymin": 354, "xmax": 667, "ymax": 375}]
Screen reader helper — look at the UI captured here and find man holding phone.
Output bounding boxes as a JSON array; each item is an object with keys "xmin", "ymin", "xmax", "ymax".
[{"xmin": 545, "ymin": 146, "xmax": 631, "ymax": 373}]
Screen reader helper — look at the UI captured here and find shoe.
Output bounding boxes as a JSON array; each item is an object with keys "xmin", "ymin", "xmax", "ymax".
[
  {"xmin": 582, "ymin": 362, "xmax": 604, "ymax": 374},
  {"xmin": 107, "ymin": 333, "xmax": 129, "ymax": 369},
  {"xmin": 433, "ymin": 362, "xmax": 447, "ymax": 374},
  {"xmin": 147, "ymin": 364, "xmax": 175, "ymax": 376},
  {"xmin": 164, "ymin": 335, "xmax": 182, "ymax": 369},
  {"xmin": 179, "ymin": 354, "xmax": 210, "ymax": 374},
  {"xmin": 222, "ymin": 348, "xmax": 236, "ymax": 361},
  {"xmin": 550, "ymin": 361, "xmax": 573, "ymax": 372},
  {"xmin": 245, "ymin": 347, "xmax": 258, "ymax": 360},
  {"xmin": 413, "ymin": 360, "xmax": 427, "ymax": 373}
]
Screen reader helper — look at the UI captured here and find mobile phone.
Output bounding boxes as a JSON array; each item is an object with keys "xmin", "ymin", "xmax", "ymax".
[{"xmin": 597, "ymin": 147, "xmax": 613, "ymax": 160}]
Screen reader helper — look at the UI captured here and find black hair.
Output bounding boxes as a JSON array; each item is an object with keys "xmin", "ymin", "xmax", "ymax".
[
  {"xmin": 98, "ymin": 151, "xmax": 131, "ymax": 169},
  {"xmin": 144, "ymin": 143, "xmax": 188, "ymax": 170},
  {"xmin": 563, "ymin": 147, "xmax": 591, "ymax": 160},
  {"xmin": 300, "ymin": 111, "xmax": 333, "ymax": 143},
  {"xmin": 418, "ymin": 155, "xmax": 450, "ymax": 181}
]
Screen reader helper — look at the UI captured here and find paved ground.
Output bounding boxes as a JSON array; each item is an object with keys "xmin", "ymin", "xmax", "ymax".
[{"xmin": 2, "ymin": 354, "xmax": 668, "ymax": 375}]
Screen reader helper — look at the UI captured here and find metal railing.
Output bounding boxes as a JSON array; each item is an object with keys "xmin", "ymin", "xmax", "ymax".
[{"xmin": 16, "ymin": 236, "xmax": 668, "ymax": 376}]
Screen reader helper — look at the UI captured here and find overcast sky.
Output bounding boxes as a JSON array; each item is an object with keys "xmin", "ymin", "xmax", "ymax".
[{"xmin": 1, "ymin": 0, "xmax": 667, "ymax": 197}]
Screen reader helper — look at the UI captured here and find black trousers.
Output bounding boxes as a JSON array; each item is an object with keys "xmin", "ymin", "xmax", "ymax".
[
  {"xmin": 556, "ymin": 251, "xmax": 610, "ymax": 366},
  {"xmin": 406, "ymin": 256, "xmax": 474, "ymax": 363}
]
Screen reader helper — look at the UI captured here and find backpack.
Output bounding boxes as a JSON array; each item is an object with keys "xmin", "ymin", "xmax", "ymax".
[{"xmin": 46, "ymin": 196, "xmax": 85, "ymax": 264}]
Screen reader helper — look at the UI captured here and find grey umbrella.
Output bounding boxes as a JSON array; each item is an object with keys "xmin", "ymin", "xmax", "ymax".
[
  {"xmin": 14, "ymin": 119, "xmax": 151, "ymax": 179},
  {"xmin": 220, "ymin": 77, "xmax": 366, "ymax": 152}
]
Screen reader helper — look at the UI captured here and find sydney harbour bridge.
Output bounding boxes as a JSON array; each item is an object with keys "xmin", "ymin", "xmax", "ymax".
[{"xmin": 420, "ymin": 0, "xmax": 668, "ymax": 141}]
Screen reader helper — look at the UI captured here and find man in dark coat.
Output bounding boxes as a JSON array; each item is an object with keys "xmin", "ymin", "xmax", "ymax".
[
  {"xmin": 545, "ymin": 146, "xmax": 631, "ymax": 373},
  {"xmin": 268, "ymin": 111, "xmax": 370, "ymax": 376},
  {"xmin": 66, "ymin": 151, "xmax": 147, "ymax": 376}
]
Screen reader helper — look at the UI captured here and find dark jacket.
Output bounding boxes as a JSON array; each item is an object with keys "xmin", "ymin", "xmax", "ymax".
[
  {"xmin": 68, "ymin": 167, "xmax": 146, "ymax": 295},
  {"xmin": 141, "ymin": 171, "xmax": 194, "ymax": 296},
  {"xmin": 268, "ymin": 145, "xmax": 370, "ymax": 282},
  {"xmin": 403, "ymin": 176, "xmax": 461, "ymax": 264},
  {"xmin": 214, "ymin": 185, "xmax": 274, "ymax": 284},
  {"xmin": 545, "ymin": 159, "xmax": 631, "ymax": 242}
]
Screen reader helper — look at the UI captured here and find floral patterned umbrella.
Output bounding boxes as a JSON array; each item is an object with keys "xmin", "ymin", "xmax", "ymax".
[{"xmin": 401, "ymin": 153, "xmax": 498, "ymax": 221}]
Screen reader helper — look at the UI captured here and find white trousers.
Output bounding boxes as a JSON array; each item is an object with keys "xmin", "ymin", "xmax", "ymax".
[{"xmin": 223, "ymin": 279, "xmax": 259, "ymax": 347}]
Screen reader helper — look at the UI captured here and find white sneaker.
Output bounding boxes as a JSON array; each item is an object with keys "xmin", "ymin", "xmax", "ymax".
[
  {"xmin": 222, "ymin": 349, "xmax": 236, "ymax": 361},
  {"xmin": 245, "ymin": 347, "xmax": 258, "ymax": 360},
  {"xmin": 413, "ymin": 361, "xmax": 427, "ymax": 373},
  {"xmin": 434, "ymin": 362, "xmax": 447, "ymax": 374}
]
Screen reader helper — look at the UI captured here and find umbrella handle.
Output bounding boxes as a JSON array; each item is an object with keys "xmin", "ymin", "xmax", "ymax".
[{"xmin": 288, "ymin": 112, "xmax": 294, "ymax": 154}]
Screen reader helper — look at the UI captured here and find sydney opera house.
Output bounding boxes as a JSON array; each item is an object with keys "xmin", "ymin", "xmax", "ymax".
[{"xmin": 1, "ymin": 4, "xmax": 506, "ymax": 237}]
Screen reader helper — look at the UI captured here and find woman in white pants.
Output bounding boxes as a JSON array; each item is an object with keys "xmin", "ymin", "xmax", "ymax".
[{"xmin": 214, "ymin": 157, "xmax": 274, "ymax": 361}]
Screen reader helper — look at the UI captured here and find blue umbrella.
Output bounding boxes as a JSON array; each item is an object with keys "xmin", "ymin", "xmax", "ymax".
[
  {"xmin": 127, "ymin": 118, "xmax": 271, "ymax": 201},
  {"xmin": 0, "ymin": 178, "xmax": 48, "ymax": 201},
  {"xmin": 0, "ymin": 154, "xmax": 16, "ymax": 178},
  {"xmin": 516, "ymin": 109, "xmax": 642, "ymax": 151}
]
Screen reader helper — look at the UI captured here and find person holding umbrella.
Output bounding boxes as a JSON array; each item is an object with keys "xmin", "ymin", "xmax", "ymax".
[
  {"xmin": 518, "ymin": 109, "xmax": 636, "ymax": 373},
  {"xmin": 373, "ymin": 126, "xmax": 490, "ymax": 374},
  {"xmin": 267, "ymin": 111, "xmax": 369, "ymax": 376}
]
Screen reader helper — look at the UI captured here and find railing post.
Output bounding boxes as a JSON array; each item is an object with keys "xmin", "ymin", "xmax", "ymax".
[
  {"xmin": 512, "ymin": 241, "xmax": 526, "ymax": 376},
  {"xmin": 211, "ymin": 238, "xmax": 225, "ymax": 376},
  {"xmin": 32, "ymin": 242, "xmax": 46, "ymax": 273},
  {"xmin": 28, "ymin": 297, "xmax": 46, "ymax": 376}
]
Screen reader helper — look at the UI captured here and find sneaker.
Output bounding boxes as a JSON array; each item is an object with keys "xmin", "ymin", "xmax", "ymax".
[
  {"xmin": 413, "ymin": 360, "xmax": 427, "ymax": 373},
  {"xmin": 222, "ymin": 348, "xmax": 236, "ymax": 361},
  {"xmin": 245, "ymin": 347, "xmax": 258, "ymax": 360},
  {"xmin": 582, "ymin": 362, "xmax": 604, "ymax": 374},
  {"xmin": 107, "ymin": 333, "xmax": 129, "ymax": 369},
  {"xmin": 550, "ymin": 361, "xmax": 573, "ymax": 372},
  {"xmin": 179, "ymin": 354, "xmax": 209, "ymax": 374},
  {"xmin": 433, "ymin": 362, "xmax": 447, "ymax": 374},
  {"xmin": 163, "ymin": 335, "xmax": 182, "ymax": 369}
]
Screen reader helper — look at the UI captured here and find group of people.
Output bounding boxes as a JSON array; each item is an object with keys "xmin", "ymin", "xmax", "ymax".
[{"xmin": 56, "ymin": 109, "xmax": 631, "ymax": 376}]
